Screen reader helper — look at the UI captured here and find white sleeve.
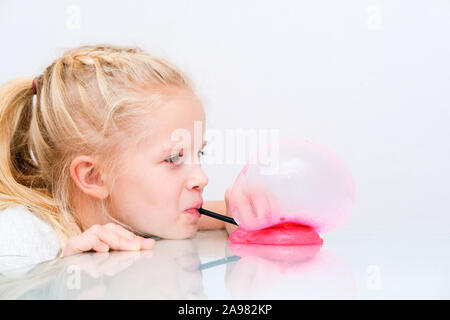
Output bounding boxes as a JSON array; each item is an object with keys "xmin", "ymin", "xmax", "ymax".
[{"xmin": 0, "ymin": 205, "xmax": 61, "ymax": 275}]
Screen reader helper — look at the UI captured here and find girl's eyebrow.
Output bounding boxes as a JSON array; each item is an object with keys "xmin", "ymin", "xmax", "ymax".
[
  {"xmin": 159, "ymin": 140, "xmax": 207, "ymax": 154},
  {"xmin": 159, "ymin": 141, "xmax": 180, "ymax": 154}
]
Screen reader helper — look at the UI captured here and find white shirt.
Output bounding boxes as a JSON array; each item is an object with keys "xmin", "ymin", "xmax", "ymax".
[{"xmin": 0, "ymin": 205, "xmax": 61, "ymax": 275}]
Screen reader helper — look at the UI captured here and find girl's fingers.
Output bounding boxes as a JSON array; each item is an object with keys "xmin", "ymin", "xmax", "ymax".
[
  {"xmin": 63, "ymin": 234, "xmax": 109, "ymax": 257},
  {"xmin": 225, "ymin": 187, "xmax": 231, "ymax": 206},
  {"xmin": 252, "ymin": 190, "xmax": 272, "ymax": 222},
  {"xmin": 62, "ymin": 223, "xmax": 156, "ymax": 257},
  {"xmin": 91, "ymin": 238, "xmax": 111, "ymax": 253},
  {"xmin": 103, "ymin": 223, "xmax": 136, "ymax": 240},
  {"xmin": 86, "ymin": 224, "xmax": 142, "ymax": 251},
  {"xmin": 234, "ymin": 189, "xmax": 254, "ymax": 228},
  {"xmin": 103, "ymin": 223, "xmax": 156, "ymax": 250},
  {"xmin": 139, "ymin": 237, "xmax": 156, "ymax": 250}
]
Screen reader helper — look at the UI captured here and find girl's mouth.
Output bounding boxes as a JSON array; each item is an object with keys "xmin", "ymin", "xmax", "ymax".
[{"xmin": 184, "ymin": 208, "xmax": 200, "ymax": 217}]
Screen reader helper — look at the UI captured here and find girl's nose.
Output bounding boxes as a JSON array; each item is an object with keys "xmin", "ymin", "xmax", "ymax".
[{"xmin": 186, "ymin": 165, "xmax": 209, "ymax": 192}]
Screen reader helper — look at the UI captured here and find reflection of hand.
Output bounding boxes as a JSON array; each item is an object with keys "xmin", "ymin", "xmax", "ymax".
[
  {"xmin": 63, "ymin": 250, "xmax": 153, "ymax": 278},
  {"xmin": 62, "ymin": 223, "xmax": 155, "ymax": 257},
  {"xmin": 63, "ymin": 240, "xmax": 207, "ymax": 299},
  {"xmin": 69, "ymin": 250, "xmax": 155, "ymax": 300}
]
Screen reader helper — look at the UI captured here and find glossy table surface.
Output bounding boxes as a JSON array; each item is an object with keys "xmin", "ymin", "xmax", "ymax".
[{"xmin": 1, "ymin": 229, "xmax": 449, "ymax": 299}]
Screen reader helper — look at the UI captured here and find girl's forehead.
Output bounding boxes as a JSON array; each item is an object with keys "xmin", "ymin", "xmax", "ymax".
[
  {"xmin": 137, "ymin": 119, "xmax": 206, "ymax": 153},
  {"xmin": 135, "ymin": 92, "xmax": 206, "ymax": 151},
  {"xmin": 151, "ymin": 94, "xmax": 205, "ymax": 128}
]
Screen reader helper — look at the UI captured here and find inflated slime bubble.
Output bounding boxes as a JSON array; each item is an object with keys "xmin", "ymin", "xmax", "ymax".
[{"xmin": 228, "ymin": 138, "xmax": 356, "ymax": 245}]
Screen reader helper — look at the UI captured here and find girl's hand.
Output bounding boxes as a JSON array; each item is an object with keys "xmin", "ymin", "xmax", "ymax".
[
  {"xmin": 224, "ymin": 187, "xmax": 239, "ymax": 234},
  {"xmin": 62, "ymin": 223, "xmax": 156, "ymax": 257},
  {"xmin": 224, "ymin": 182, "xmax": 280, "ymax": 231}
]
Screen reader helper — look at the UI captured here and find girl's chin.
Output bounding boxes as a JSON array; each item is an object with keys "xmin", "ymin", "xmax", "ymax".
[
  {"xmin": 180, "ymin": 224, "xmax": 199, "ymax": 239},
  {"xmin": 157, "ymin": 224, "xmax": 199, "ymax": 240}
]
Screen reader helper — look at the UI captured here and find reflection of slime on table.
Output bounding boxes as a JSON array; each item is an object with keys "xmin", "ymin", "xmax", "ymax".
[
  {"xmin": 225, "ymin": 244, "xmax": 357, "ymax": 299},
  {"xmin": 229, "ymin": 242, "xmax": 322, "ymax": 266}
]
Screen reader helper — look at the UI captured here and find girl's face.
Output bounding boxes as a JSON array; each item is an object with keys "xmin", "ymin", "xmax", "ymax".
[{"xmin": 108, "ymin": 90, "xmax": 209, "ymax": 239}]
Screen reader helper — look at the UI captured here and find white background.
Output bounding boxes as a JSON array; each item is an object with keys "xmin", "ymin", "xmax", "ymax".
[{"xmin": 1, "ymin": 0, "xmax": 449, "ymax": 238}]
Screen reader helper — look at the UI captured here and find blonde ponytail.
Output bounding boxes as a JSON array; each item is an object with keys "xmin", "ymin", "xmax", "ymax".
[{"xmin": 0, "ymin": 78, "xmax": 77, "ymax": 245}]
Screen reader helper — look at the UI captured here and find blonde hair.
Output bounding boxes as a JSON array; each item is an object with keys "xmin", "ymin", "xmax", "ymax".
[{"xmin": 0, "ymin": 44, "xmax": 194, "ymax": 246}]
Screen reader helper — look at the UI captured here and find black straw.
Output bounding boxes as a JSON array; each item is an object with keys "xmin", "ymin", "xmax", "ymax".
[{"xmin": 198, "ymin": 208, "xmax": 238, "ymax": 226}]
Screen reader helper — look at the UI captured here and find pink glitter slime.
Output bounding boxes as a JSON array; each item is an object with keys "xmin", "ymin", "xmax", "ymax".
[
  {"xmin": 229, "ymin": 222, "xmax": 323, "ymax": 245},
  {"xmin": 228, "ymin": 138, "xmax": 356, "ymax": 245}
]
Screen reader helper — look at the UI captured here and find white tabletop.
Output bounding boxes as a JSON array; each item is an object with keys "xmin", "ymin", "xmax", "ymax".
[{"xmin": 1, "ymin": 228, "xmax": 449, "ymax": 299}]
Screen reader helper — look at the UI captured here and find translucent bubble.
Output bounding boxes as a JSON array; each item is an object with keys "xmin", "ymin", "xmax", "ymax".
[{"xmin": 228, "ymin": 138, "xmax": 356, "ymax": 233}]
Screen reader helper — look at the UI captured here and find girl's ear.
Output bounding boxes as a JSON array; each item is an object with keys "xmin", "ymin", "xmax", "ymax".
[{"xmin": 70, "ymin": 155, "xmax": 109, "ymax": 199}]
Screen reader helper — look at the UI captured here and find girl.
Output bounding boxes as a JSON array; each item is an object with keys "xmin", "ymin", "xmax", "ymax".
[{"xmin": 0, "ymin": 44, "xmax": 236, "ymax": 264}]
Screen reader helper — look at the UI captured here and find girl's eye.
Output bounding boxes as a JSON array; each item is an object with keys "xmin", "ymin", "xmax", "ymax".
[
  {"xmin": 165, "ymin": 150, "xmax": 184, "ymax": 165},
  {"xmin": 165, "ymin": 149, "xmax": 205, "ymax": 165}
]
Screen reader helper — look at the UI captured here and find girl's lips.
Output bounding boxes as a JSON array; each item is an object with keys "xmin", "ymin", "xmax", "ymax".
[{"xmin": 184, "ymin": 208, "xmax": 200, "ymax": 217}]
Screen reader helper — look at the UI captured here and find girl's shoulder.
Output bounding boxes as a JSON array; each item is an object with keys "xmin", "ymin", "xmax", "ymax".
[{"xmin": 0, "ymin": 205, "xmax": 61, "ymax": 273}]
